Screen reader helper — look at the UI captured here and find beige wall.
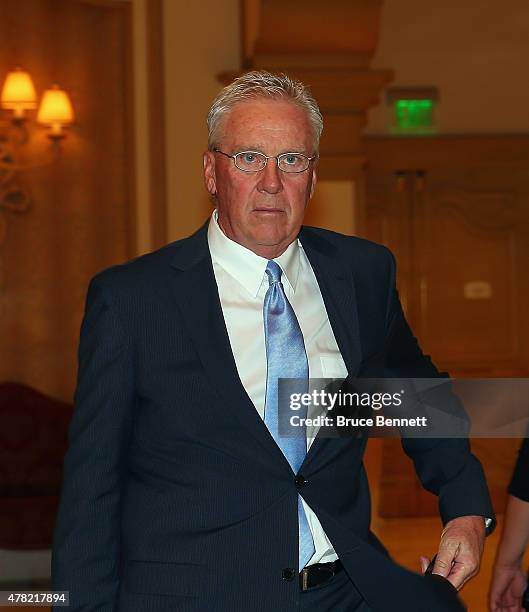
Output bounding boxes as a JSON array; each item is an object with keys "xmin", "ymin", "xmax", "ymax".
[
  {"xmin": 162, "ymin": 0, "xmax": 240, "ymax": 242},
  {"xmin": 306, "ymin": 180, "xmax": 356, "ymax": 236},
  {"xmin": 366, "ymin": 0, "xmax": 529, "ymax": 134}
]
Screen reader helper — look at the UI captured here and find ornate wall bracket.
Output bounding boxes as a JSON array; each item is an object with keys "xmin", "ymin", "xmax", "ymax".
[
  {"xmin": 1, "ymin": 129, "xmax": 32, "ymax": 203},
  {"xmin": 0, "ymin": 122, "xmax": 32, "ymax": 260},
  {"xmin": 0, "ymin": 119, "xmax": 58, "ymax": 288}
]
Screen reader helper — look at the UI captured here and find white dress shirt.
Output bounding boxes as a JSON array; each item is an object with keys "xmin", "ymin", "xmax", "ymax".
[{"xmin": 208, "ymin": 210, "xmax": 348, "ymax": 565}]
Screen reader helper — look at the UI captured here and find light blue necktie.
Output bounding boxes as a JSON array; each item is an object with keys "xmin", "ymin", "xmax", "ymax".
[{"xmin": 263, "ymin": 260, "xmax": 315, "ymax": 570}]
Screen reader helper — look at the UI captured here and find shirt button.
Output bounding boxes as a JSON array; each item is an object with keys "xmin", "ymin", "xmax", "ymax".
[
  {"xmin": 295, "ymin": 474, "xmax": 308, "ymax": 488},
  {"xmin": 282, "ymin": 567, "xmax": 296, "ymax": 581}
]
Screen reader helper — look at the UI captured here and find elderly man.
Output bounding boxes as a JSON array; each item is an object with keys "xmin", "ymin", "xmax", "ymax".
[{"xmin": 53, "ymin": 71, "xmax": 494, "ymax": 611}]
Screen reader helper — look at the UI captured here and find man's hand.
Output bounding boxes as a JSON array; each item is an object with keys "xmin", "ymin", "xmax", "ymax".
[
  {"xmin": 419, "ymin": 515, "xmax": 486, "ymax": 590},
  {"xmin": 489, "ymin": 563, "xmax": 527, "ymax": 612}
]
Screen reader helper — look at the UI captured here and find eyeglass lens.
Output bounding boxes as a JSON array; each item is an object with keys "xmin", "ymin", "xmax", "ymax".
[{"xmin": 234, "ymin": 152, "xmax": 309, "ymax": 173}]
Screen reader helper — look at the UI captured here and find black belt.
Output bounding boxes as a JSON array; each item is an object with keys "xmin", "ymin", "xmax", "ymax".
[{"xmin": 299, "ymin": 559, "xmax": 343, "ymax": 591}]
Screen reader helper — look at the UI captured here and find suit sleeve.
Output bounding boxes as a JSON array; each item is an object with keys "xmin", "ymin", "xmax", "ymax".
[
  {"xmin": 382, "ymin": 249, "xmax": 495, "ymax": 530},
  {"xmin": 52, "ymin": 276, "xmax": 135, "ymax": 611}
]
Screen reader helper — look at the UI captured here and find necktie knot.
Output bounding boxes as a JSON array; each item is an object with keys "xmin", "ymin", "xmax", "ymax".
[{"xmin": 265, "ymin": 260, "xmax": 282, "ymax": 286}]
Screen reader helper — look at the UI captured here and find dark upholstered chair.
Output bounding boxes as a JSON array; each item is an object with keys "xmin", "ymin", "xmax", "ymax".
[{"xmin": 0, "ymin": 382, "xmax": 72, "ymax": 549}]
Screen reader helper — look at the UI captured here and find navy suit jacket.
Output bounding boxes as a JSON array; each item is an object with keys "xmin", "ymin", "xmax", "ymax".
[{"xmin": 52, "ymin": 223, "xmax": 494, "ymax": 611}]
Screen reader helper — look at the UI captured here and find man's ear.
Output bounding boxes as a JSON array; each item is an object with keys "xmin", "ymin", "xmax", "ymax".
[
  {"xmin": 203, "ymin": 151, "xmax": 217, "ymax": 196},
  {"xmin": 309, "ymin": 168, "xmax": 317, "ymax": 199}
]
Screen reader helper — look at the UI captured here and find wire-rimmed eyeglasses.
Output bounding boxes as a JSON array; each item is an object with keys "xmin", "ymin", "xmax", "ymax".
[{"xmin": 213, "ymin": 149, "xmax": 317, "ymax": 174}]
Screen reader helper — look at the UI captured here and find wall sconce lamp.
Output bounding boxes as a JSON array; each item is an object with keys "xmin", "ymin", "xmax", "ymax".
[
  {"xmin": 0, "ymin": 68, "xmax": 74, "ymax": 268},
  {"xmin": 0, "ymin": 68, "xmax": 38, "ymax": 121},
  {"xmin": 1, "ymin": 68, "xmax": 74, "ymax": 141},
  {"xmin": 37, "ymin": 85, "xmax": 75, "ymax": 141}
]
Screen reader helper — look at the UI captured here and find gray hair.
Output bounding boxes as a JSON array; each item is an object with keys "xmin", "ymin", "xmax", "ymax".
[{"xmin": 207, "ymin": 70, "xmax": 323, "ymax": 151}]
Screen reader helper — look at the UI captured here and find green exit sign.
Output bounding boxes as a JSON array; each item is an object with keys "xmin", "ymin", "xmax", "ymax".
[
  {"xmin": 386, "ymin": 88, "xmax": 439, "ymax": 135},
  {"xmin": 395, "ymin": 99, "xmax": 434, "ymax": 131}
]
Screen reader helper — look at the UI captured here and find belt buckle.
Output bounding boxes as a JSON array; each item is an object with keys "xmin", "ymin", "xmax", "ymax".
[
  {"xmin": 301, "ymin": 567, "xmax": 309, "ymax": 591},
  {"xmin": 300, "ymin": 563, "xmax": 336, "ymax": 591}
]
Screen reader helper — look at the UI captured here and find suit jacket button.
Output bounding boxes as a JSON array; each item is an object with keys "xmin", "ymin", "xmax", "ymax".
[
  {"xmin": 282, "ymin": 567, "xmax": 296, "ymax": 581},
  {"xmin": 295, "ymin": 474, "xmax": 308, "ymax": 488}
]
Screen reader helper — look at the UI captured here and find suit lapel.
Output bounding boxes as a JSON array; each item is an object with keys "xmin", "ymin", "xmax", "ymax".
[
  {"xmin": 168, "ymin": 224, "xmax": 293, "ymax": 471},
  {"xmin": 298, "ymin": 228, "xmax": 363, "ymax": 466},
  {"xmin": 299, "ymin": 228, "xmax": 362, "ymax": 385}
]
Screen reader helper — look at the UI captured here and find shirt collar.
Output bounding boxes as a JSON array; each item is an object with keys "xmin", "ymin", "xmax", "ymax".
[{"xmin": 207, "ymin": 209, "xmax": 301, "ymax": 298}]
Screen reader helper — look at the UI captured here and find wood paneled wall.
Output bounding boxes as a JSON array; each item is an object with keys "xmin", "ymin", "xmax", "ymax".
[
  {"xmin": 0, "ymin": 0, "xmax": 134, "ymax": 402},
  {"xmin": 363, "ymin": 135, "xmax": 529, "ymax": 519},
  {"xmin": 363, "ymin": 134, "xmax": 529, "ymax": 374}
]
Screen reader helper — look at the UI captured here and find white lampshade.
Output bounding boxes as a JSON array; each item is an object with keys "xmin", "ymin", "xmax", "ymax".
[
  {"xmin": 37, "ymin": 85, "xmax": 74, "ymax": 137},
  {"xmin": 1, "ymin": 68, "xmax": 37, "ymax": 117}
]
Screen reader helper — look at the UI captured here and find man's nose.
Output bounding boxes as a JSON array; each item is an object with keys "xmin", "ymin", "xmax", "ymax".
[{"xmin": 257, "ymin": 158, "xmax": 283, "ymax": 194}]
